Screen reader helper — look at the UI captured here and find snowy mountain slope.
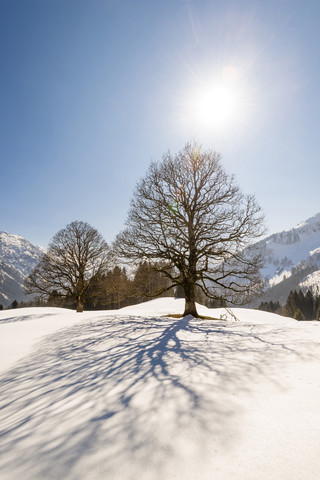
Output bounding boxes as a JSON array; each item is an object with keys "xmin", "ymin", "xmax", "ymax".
[
  {"xmin": 300, "ymin": 269, "xmax": 320, "ymax": 291},
  {"xmin": 253, "ymin": 212, "xmax": 320, "ymax": 302},
  {"xmin": 0, "ymin": 231, "xmax": 45, "ymax": 306},
  {"xmin": 0, "ymin": 298, "xmax": 319, "ymax": 480}
]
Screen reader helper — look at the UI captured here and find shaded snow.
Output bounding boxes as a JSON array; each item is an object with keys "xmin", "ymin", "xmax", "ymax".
[{"xmin": 0, "ymin": 298, "xmax": 320, "ymax": 480}]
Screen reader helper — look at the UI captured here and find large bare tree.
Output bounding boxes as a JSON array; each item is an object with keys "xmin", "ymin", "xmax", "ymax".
[
  {"xmin": 25, "ymin": 221, "xmax": 110, "ymax": 312},
  {"xmin": 114, "ymin": 143, "xmax": 265, "ymax": 317}
]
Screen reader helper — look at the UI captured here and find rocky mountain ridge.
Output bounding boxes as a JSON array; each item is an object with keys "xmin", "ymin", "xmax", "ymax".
[
  {"xmin": 0, "ymin": 231, "xmax": 45, "ymax": 307},
  {"xmin": 253, "ymin": 212, "xmax": 320, "ymax": 304}
]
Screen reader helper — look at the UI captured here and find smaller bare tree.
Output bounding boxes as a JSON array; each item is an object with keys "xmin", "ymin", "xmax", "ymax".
[{"xmin": 25, "ymin": 221, "xmax": 110, "ymax": 312}]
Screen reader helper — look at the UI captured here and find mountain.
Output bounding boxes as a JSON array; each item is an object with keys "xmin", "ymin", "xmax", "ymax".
[
  {"xmin": 0, "ymin": 232, "xmax": 45, "ymax": 307},
  {"xmin": 253, "ymin": 213, "xmax": 320, "ymax": 305}
]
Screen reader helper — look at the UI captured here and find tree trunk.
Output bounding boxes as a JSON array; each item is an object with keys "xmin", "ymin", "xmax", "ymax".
[
  {"xmin": 77, "ymin": 297, "xmax": 84, "ymax": 313},
  {"xmin": 183, "ymin": 281, "xmax": 198, "ymax": 317}
]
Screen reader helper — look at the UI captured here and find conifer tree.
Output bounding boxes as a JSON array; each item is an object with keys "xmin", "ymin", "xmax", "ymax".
[
  {"xmin": 293, "ymin": 308, "xmax": 305, "ymax": 321},
  {"xmin": 305, "ymin": 290, "xmax": 314, "ymax": 319},
  {"xmin": 11, "ymin": 300, "xmax": 18, "ymax": 309}
]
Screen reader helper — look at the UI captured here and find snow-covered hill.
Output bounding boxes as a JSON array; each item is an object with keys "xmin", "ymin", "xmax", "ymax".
[
  {"xmin": 0, "ymin": 298, "xmax": 319, "ymax": 480},
  {"xmin": 0, "ymin": 231, "xmax": 45, "ymax": 307},
  {"xmin": 254, "ymin": 212, "xmax": 320, "ymax": 303}
]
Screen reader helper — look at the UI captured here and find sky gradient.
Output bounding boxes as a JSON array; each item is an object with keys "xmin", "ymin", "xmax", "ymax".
[{"xmin": 1, "ymin": 0, "xmax": 320, "ymax": 247}]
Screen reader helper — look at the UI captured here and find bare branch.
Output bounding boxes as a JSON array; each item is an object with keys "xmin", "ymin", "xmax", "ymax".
[
  {"xmin": 113, "ymin": 142, "xmax": 265, "ymax": 317},
  {"xmin": 25, "ymin": 221, "xmax": 111, "ymax": 312}
]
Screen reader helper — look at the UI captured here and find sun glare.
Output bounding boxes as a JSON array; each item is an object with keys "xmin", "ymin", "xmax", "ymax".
[
  {"xmin": 179, "ymin": 65, "xmax": 251, "ymax": 137},
  {"xmin": 194, "ymin": 83, "xmax": 239, "ymax": 130}
]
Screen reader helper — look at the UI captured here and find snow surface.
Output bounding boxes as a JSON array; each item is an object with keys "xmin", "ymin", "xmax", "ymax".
[{"xmin": 1, "ymin": 298, "xmax": 320, "ymax": 480}]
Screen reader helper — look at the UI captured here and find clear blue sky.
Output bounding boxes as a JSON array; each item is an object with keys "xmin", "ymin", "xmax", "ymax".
[{"xmin": 1, "ymin": 0, "xmax": 319, "ymax": 247}]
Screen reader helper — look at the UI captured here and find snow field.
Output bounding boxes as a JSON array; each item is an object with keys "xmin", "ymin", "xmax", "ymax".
[{"xmin": 0, "ymin": 298, "xmax": 320, "ymax": 480}]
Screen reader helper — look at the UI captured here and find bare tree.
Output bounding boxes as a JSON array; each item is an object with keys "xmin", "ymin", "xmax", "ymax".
[
  {"xmin": 25, "ymin": 221, "xmax": 110, "ymax": 312},
  {"xmin": 114, "ymin": 143, "xmax": 265, "ymax": 317}
]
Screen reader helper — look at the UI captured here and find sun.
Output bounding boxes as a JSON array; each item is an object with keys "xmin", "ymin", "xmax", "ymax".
[
  {"xmin": 194, "ymin": 83, "xmax": 239, "ymax": 130},
  {"xmin": 179, "ymin": 66, "xmax": 249, "ymax": 136}
]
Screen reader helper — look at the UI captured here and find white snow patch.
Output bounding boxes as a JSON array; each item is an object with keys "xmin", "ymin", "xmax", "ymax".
[
  {"xmin": 118, "ymin": 297, "xmax": 213, "ymax": 317},
  {"xmin": 310, "ymin": 247, "xmax": 320, "ymax": 256},
  {"xmin": 0, "ymin": 307, "xmax": 82, "ymax": 373},
  {"xmin": 299, "ymin": 270, "xmax": 320, "ymax": 292},
  {"xmin": 269, "ymin": 269, "xmax": 292, "ymax": 286}
]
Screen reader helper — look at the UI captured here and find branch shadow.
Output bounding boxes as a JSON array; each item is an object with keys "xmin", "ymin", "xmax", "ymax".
[
  {"xmin": 0, "ymin": 314, "xmax": 318, "ymax": 479},
  {"xmin": 0, "ymin": 313, "xmax": 60, "ymax": 325}
]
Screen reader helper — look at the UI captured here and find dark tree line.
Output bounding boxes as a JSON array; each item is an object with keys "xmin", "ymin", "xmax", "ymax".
[
  {"xmin": 84, "ymin": 262, "xmax": 174, "ymax": 310},
  {"xmin": 285, "ymin": 289, "xmax": 320, "ymax": 321},
  {"xmin": 1, "ymin": 300, "xmax": 19, "ymax": 310},
  {"xmin": 25, "ymin": 261, "xmax": 174, "ymax": 311},
  {"xmin": 259, "ymin": 289, "xmax": 320, "ymax": 320},
  {"xmin": 258, "ymin": 300, "xmax": 281, "ymax": 314}
]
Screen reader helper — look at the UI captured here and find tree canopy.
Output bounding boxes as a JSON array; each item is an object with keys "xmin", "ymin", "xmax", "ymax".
[
  {"xmin": 25, "ymin": 221, "xmax": 110, "ymax": 312},
  {"xmin": 114, "ymin": 143, "xmax": 265, "ymax": 317}
]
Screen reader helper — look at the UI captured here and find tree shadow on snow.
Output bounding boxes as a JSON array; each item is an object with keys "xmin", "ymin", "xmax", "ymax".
[
  {"xmin": 0, "ymin": 315, "xmax": 318, "ymax": 479},
  {"xmin": 0, "ymin": 313, "xmax": 61, "ymax": 324}
]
